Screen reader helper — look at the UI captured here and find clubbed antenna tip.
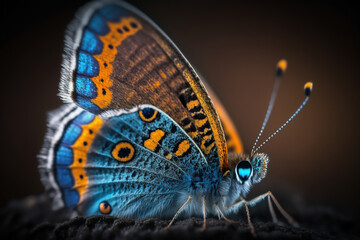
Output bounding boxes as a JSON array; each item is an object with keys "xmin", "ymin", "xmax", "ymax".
[
  {"xmin": 304, "ymin": 82, "xmax": 313, "ymax": 96},
  {"xmin": 275, "ymin": 59, "xmax": 288, "ymax": 77}
]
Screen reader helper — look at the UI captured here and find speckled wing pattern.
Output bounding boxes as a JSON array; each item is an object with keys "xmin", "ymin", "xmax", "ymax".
[
  {"xmin": 59, "ymin": 0, "xmax": 229, "ymax": 172},
  {"xmin": 39, "ymin": 104, "xmax": 209, "ymax": 217}
]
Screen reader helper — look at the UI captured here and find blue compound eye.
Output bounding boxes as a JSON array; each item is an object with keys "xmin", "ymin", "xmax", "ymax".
[{"xmin": 236, "ymin": 160, "xmax": 252, "ymax": 183}]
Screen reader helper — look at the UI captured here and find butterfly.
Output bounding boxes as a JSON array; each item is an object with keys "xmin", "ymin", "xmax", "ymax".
[{"xmin": 38, "ymin": 0, "xmax": 312, "ymax": 235}]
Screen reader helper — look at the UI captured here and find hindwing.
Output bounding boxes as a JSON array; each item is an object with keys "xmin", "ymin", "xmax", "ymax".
[{"xmin": 39, "ymin": 104, "xmax": 208, "ymax": 217}]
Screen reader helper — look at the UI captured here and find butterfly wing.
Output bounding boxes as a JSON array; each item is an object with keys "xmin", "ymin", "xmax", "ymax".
[
  {"xmin": 60, "ymin": 0, "xmax": 228, "ymax": 172},
  {"xmin": 39, "ymin": 104, "xmax": 208, "ymax": 217}
]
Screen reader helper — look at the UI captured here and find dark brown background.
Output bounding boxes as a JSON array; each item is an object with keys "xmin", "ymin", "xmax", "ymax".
[{"xmin": 0, "ymin": 0, "xmax": 359, "ymax": 217}]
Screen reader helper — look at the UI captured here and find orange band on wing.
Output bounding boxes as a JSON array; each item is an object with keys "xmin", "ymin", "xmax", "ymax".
[
  {"xmin": 70, "ymin": 116, "xmax": 103, "ymax": 200},
  {"xmin": 91, "ymin": 17, "xmax": 142, "ymax": 109}
]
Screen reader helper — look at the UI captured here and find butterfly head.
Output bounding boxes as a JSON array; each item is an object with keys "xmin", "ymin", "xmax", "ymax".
[
  {"xmin": 229, "ymin": 152, "xmax": 269, "ymax": 184},
  {"xmin": 221, "ymin": 153, "xmax": 269, "ymax": 202}
]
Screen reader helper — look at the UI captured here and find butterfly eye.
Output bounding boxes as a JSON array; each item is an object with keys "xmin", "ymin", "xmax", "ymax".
[
  {"xmin": 99, "ymin": 201, "xmax": 112, "ymax": 214},
  {"xmin": 236, "ymin": 160, "xmax": 252, "ymax": 183}
]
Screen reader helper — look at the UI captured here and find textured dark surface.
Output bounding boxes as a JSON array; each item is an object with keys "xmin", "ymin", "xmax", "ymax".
[{"xmin": 0, "ymin": 194, "xmax": 358, "ymax": 240}]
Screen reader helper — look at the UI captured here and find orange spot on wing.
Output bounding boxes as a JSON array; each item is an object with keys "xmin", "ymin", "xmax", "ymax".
[
  {"xmin": 126, "ymin": 91, "xmax": 135, "ymax": 102},
  {"xmin": 159, "ymin": 70, "xmax": 167, "ymax": 79},
  {"xmin": 175, "ymin": 140, "xmax": 190, "ymax": 157},
  {"xmin": 186, "ymin": 99, "xmax": 200, "ymax": 111},
  {"xmin": 144, "ymin": 129, "xmax": 165, "ymax": 151},
  {"xmin": 153, "ymin": 80, "xmax": 161, "ymax": 88},
  {"xmin": 112, "ymin": 142, "xmax": 135, "ymax": 162},
  {"xmin": 195, "ymin": 118, "xmax": 207, "ymax": 128}
]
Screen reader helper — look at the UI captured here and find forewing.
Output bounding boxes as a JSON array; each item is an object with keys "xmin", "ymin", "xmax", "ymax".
[{"xmin": 60, "ymin": 0, "xmax": 228, "ymax": 172}]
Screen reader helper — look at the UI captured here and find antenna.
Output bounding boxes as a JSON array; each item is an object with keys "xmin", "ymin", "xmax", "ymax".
[
  {"xmin": 253, "ymin": 82, "xmax": 313, "ymax": 154},
  {"xmin": 251, "ymin": 59, "xmax": 287, "ymax": 156}
]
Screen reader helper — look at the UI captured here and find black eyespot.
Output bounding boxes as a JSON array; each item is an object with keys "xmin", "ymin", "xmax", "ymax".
[
  {"xmin": 112, "ymin": 142, "xmax": 135, "ymax": 162},
  {"xmin": 139, "ymin": 108, "xmax": 158, "ymax": 122},
  {"xmin": 236, "ymin": 160, "xmax": 252, "ymax": 183},
  {"xmin": 143, "ymin": 108, "xmax": 154, "ymax": 117},
  {"xmin": 118, "ymin": 147, "xmax": 131, "ymax": 158}
]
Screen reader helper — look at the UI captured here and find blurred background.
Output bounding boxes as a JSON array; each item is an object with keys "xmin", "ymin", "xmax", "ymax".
[{"xmin": 0, "ymin": 0, "xmax": 359, "ymax": 217}]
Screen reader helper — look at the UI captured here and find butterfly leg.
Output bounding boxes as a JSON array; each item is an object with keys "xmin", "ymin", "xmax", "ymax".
[
  {"xmin": 214, "ymin": 204, "xmax": 235, "ymax": 224},
  {"xmin": 201, "ymin": 196, "xmax": 206, "ymax": 231},
  {"xmin": 247, "ymin": 191, "xmax": 299, "ymax": 227},
  {"xmin": 222, "ymin": 197, "xmax": 256, "ymax": 237},
  {"xmin": 165, "ymin": 195, "xmax": 192, "ymax": 229}
]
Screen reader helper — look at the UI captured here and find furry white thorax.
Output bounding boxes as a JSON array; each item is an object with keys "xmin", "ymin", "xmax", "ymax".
[{"xmin": 166, "ymin": 172, "xmax": 255, "ymax": 219}]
